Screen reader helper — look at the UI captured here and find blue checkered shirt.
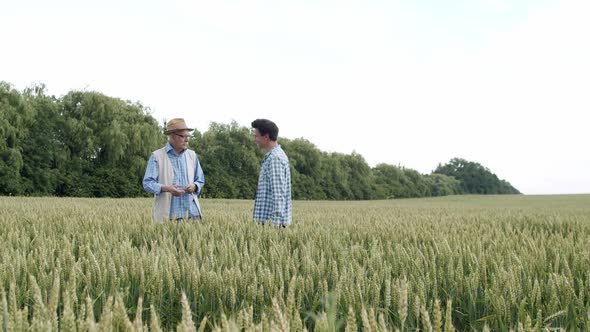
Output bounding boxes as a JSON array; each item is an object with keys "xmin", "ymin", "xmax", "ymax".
[
  {"xmin": 143, "ymin": 143, "xmax": 205, "ymax": 219},
  {"xmin": 253, "ymin": 145, "xmax": 292, "ymax": 226}
]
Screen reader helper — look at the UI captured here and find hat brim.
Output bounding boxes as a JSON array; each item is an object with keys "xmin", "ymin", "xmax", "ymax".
[{"xmin": 165, "ymin": 127, "xmax": 195, "ymax": 135}]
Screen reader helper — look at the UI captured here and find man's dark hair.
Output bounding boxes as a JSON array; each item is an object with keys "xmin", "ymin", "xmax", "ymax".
[{"xmin": 251, "ymin": 119, "xmax": 279, "ymax": 141}]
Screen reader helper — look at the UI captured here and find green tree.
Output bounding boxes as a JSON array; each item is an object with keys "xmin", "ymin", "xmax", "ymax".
[
  {"xmin": 1, "ymin": 81, "xmax": 522, "ymax": 200},
  {"xmin": 0, "ymin": 82, "xmax": 35, "ymax": 195},
  {"xmin": 434, "ymin": 158, "xmax": 520, "ymax": 194},
  {"xmin": 17, "ymin": 84, "xmax": 67, "ymax": 195},
  {"xmin": 195, "ymin": 121, "xmax": 260, "ymax": 198},
  {"xmin": 281, "ymin": 138, "xmax": 326, "ymax": 200},
  {"xmin": 341, "ymin": 152, "xmax": 373, "ymax": 199},
  {"xmin": 425, "ymin": 173, "xmax": 461, "ymax": 196},
  {"xmin": 403, "ymin": 168, "xmax": 431, "ymax": 197},
  {"xmin": 372, "ymin": 164, "xmax": 406, "ymax": 199},
  {"xmin": 317, "ymin": 153, "xmax": 352, "ymax": 200},
  {"xmin": 57, "ymin": 91, "xmax": 162, "ymax": 197}
]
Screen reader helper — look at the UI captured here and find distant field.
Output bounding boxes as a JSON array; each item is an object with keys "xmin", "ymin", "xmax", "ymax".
[{"xmin": 1, "ymin": 195, "xmax": 589, "ymax": 331}]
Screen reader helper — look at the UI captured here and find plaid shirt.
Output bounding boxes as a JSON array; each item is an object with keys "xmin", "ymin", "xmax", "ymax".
[
  {"xmin": 143, "ymin": 143, "xmax": 205, "ymax": 219},
  {"xmin": 253, "ymin": 145, "xmax": 292, "ymax": 226}
]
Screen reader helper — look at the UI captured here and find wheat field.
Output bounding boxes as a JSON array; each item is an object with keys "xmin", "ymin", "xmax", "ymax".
[{"xmin": 1, "ymin": 195, "xmax": 589, "ymax": 331}]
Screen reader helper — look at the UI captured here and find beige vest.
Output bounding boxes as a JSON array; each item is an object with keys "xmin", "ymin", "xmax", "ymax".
[{"xmin": 152, "ymin": 148, "xmax": 202, "ymax": 222}]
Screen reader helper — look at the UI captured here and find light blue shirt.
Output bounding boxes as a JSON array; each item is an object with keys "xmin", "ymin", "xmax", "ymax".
[
  {"xmin": 143, "ymin": 143, "xmax": 205, "ymax": 219},
  {"xmin": 253, "ymin": 145, "xmax": 292, "ymax": 226}
]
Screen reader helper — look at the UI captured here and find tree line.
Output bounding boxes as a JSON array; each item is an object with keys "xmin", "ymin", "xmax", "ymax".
[{"xmin": 0, "ymin": 82, "xmax": 520, "ymax": 198}]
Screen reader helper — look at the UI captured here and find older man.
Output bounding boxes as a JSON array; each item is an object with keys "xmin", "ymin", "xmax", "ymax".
[{"xmin": 143, "ymin": 118, "xmax": 205, "ymax": 222}]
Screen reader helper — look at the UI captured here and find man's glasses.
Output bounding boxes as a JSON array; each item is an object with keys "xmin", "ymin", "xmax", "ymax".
[{"xmin": 173, "ymin": 133, "xmax": 192, "ymax": 139}]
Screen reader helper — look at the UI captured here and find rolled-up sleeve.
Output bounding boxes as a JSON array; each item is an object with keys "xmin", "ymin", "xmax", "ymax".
[{"xmin": 143, "ymin": 154, "xmax": 162, "ymax": 194}]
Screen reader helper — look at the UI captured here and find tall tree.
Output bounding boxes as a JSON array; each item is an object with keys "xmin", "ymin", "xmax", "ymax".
[
  {"xmin": 57, "ymin": 91, "xmax": 162, "ymax": 197},
  {"xmin": 19, "ymin": 84, "xmax": 66, "ymax": 195},
  {"xmin": 318, "ymin": 153, "xmax": 353, "ymax": 200},
  {"xmin": 434, "ymin": 158, "xmax": 520, "ymax": 194},
  {"xmin": 341, "ymin": 152, "xmax": 373, "ymax": 200},
  {"xmin": 281, "ymin": 138, "xmax": 326, "ymax": 200},
  {"xmin": 0, "ymin": 81, "xmax": 522, "ymax": 199},
  {"xmin": 194, "ymin": 121, "xmax": 260, "ymax": 198},
  {"xmin": 425, "ymin": 173, "xmax": 462, "ymax": 196},
  {"xmin": 0, "ymin": 82, "xmax": 35, "ymax": 195}
]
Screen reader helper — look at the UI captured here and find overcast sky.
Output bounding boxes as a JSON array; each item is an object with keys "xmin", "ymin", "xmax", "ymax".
[{"xmin": 2, "ymin": 0, "xmax": 589, "ymax": 195}]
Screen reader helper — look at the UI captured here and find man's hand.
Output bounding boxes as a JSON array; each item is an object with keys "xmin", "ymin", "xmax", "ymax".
[
  {"xmin": 184, "ymin": 183, "xmax": 197, "ymax": 194},
  {"xmin": 164, "ymin": 185, "xmax": 185, "ymax": 196}
]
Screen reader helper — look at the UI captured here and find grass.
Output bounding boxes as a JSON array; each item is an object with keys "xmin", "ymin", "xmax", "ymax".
[{"xmin": 0, "ymin": 194, "xmax": 589, "ymax": 331}]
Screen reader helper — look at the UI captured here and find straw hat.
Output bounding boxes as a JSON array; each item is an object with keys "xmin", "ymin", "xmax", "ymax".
[{"xmin": 165, "ymin": 118, "xmax": 194, "ymax": 134}]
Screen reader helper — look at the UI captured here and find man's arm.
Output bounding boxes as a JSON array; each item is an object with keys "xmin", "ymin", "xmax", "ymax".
[
  {"xmin": 187, "ymin": 154, "xmax": 205, "ymax": 194},
  {"xmin": 268, "ymin": 158, "xmax": 288, "ymax": 225},
  {"xmin": 143, "ymin": 154, "xmax": 162, "ymax": 194}
]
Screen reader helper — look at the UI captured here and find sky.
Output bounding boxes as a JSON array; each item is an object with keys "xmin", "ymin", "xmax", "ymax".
[{"xmin": 2, "ymin": 0, "xmax": 589, "ymax": 195}]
